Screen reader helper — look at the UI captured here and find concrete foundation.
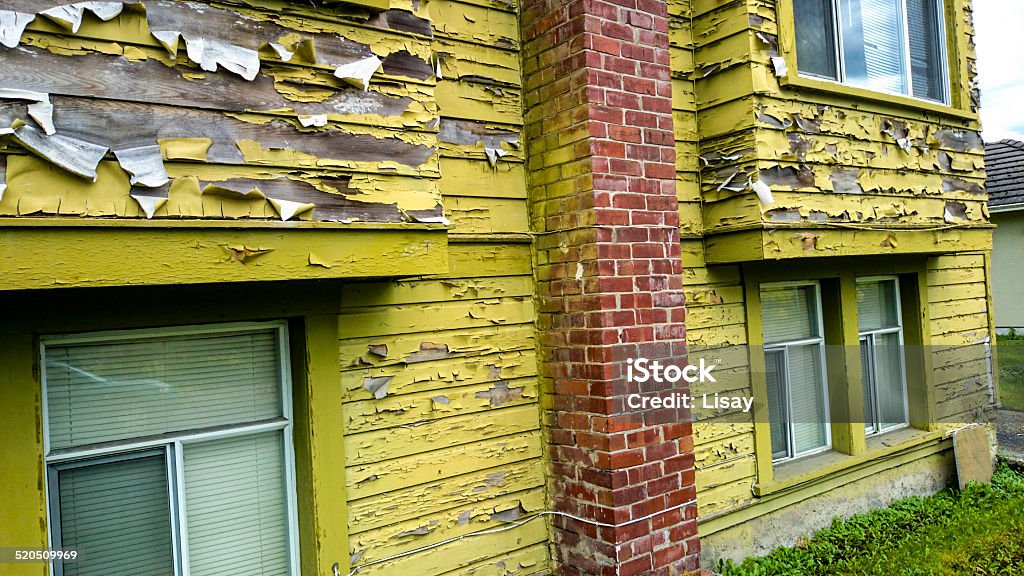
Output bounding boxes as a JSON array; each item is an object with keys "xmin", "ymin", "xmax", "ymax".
[{"xmin": 699, "ymin": 449, "xmax": 956, "ymax": 569}]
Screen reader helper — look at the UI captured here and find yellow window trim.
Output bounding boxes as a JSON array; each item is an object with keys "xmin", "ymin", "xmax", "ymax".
[{"xmin": 743, "ymin": 258, "xmax": 935, "ymax": 486}]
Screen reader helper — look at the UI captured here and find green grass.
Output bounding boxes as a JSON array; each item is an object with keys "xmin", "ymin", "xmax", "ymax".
[
  {"xmin": 717, "ymin": 461, "xmax": 1024, "ymax": 576},
  {"xmin": 998, "ymin": 335, "xmax": 1024, "ymax": 411}
]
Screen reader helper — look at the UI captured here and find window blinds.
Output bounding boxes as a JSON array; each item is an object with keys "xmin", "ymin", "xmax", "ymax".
[
  {"xmin": 907, "ymin": 0, "xmax": 944, "ymax": 100},
  {"xmin": 841, "ymin": 0, "xmax": 908, "ymax": 94},
  {"xmin": 873, "ymin": 332, "xmax": 907, "ymax": 427},
  {"xmin": 761, "ymin": 285, "xmax": 819, "ymax": 344},
  {"xmin": 856, "ymin": 280, "xmax": 899, "ymax": 331},
  {"xmin": 787, "ymin": 345, "xmax": 828, "ymax": 454},
  {"xmin": 46, "ymin": 330, "xmax": 282, "ymax": 451},
  {"xmin": 183, "ymin": 432, "xmax": 290, "ymax": 576},
  {"xmin": 765, "ymin": 350, "xmax": 789, "ymax": 459},
  {"xmin": 57, "ymin": 454, "xmax": 174, "ymax": 576}
]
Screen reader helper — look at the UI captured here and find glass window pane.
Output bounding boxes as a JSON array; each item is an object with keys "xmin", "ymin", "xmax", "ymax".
[
  {"xmin": 184, "ymin": 432, "xmax": 290, "ymax": 576},
  {"xmin": 788, "ymin": 344, "xmax": 829, "ymax": 454},
  {"xmin": 794, "ymin": 0, "xmax": 839, "ymax": 79},
  {"xmin": 875, "ymin": 332, "xmax": 908, "ymax": 428},
  {"xmin": 761, "ymin": 285, "xmax": 820, "ymax": 344},
  {"xmin": 857, "ymin": 279, "xmax": 899, "ymax": 331},
  {"xmin": 765, "ymin": 350, "xmax": 790, "ymax": 459},
  {"xmin": 46, "ymin": 329, "xmax": 283, "ymax": 450},
  {"xmin": 839, "ymin": 0, "xmax": 908, "ymax": 94},
  {"xmin": 57, "ymin": 454, "xmax": 173, "ymax": 576},
  {"xmin": 861, "ymin": 338, "xmax": 877, "ymax": 432},
  {"xmin": 907, "ymin": 0, "xmax": 945, "ymax": 101}
]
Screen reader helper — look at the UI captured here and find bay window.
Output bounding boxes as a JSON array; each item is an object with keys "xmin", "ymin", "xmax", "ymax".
[
  {"xmin": 42, "ymin": 323, "xmax": 298, "ymax": 576},
  {"xmin": 793, "ymin": 0, "xmax": 948, "ymax": 103}
]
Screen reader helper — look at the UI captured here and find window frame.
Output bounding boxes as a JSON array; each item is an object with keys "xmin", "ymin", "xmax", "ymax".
[
  {"xmin": 40, "ymin": 321, "xmax": 300, "ymax": 576},
  {"xmin": 775, "ymin": 0, "xmax": 976, "ymax": 119},
  {"xmin": 857, "ymin": 276, "xmax": 911, "ymax": 435},
  {"xmin": 760, "ymin": 280, "xmax": 833, "ymax": 463}
]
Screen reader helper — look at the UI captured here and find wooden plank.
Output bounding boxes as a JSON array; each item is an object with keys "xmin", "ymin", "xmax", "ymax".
[
  {"xmin": 0, "ymin": 44, "xmax": 427, "ymax": 126},
  {"xmin": 0, "ymin": 224, "xmax": 447, "ymax": 290},
  {"xmin": 351, "ymin": 489, "xmax": 545, "ymax": 564},
  {"xmin": 338, "ymin": 324, "xmax": 536, "ymax": 370},
  {"xmin": 338, "ymin": 297, "xmax": 534, "ymax": 339},
  {"xmin": 342, "ymin": 350, "xmax": 537, "ymax": 401},
  {"xmin": 346, "ymin": 431, "xmax": 542, "ymax": 499},
  {"xmin": 347, "ymin": 459, "xmax": 544, "ymax": 532},
  {"xmin": 435, "ymin": 543, "xmax": 549, "ymax": 576},
  {"xmin": 953, "ymin": 426, "xmax": 993, "ymax": 489},
  {"xmin": 341, "ymin": 275, "xmax": 534, "ymax": 308},
  {"xmin": 344, "ymin": 404, "xmax": 540, "ymax": 465},
  {"xmin": 357, "ymin": 521, "xmax": 547, "ymax": 576},
  {"xmin": 344, "ymin": 377, "xmax": 537, "ymax": 433},
  {"xmin": 931, "ymin": 312, "xmax": 989, "ymax": 336},
  {"xmin": 927, "ymin": 282, "xmax": 987, "ymax": 303},
  {"xmin": 445, "ymin": 197, "xmax": 528, "ymax": 234},
  {"xmin": 446, "ymin": 243, "xmax": 533, "ymax": 277},
  {"xmin": 439, "ymin": 158, "xmax": 526, "ymax": 199},
  {"xmin": 0, "ymin": 97, "xmax": 436, "ymax": 170}
]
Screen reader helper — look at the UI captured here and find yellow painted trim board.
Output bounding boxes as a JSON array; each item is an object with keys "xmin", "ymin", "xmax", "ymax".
[
  {"xmin": 705, "ymin": 228, "xmax": 992, "ymax": 264},
  {"xmin": 0, "ymin": 335, "xmax": 48, "ymax": 576},
  {"xmin": 292, "ymin": 316, "xmax": 349, "ymax": 576},
  {"xmin": 0, "ymin": 227, "xmax": 448, "ymax": 290}
]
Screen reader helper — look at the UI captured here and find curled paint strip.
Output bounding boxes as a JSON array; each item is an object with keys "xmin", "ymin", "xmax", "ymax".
[
  {"xmin": 39, "ymin": 1, "xmax": 125, "ymax": 34},
  {"xmin": 0, "ymin": 10, "xmax": 34, "ymax": 49}
]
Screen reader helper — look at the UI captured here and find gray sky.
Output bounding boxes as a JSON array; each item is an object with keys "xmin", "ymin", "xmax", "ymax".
[{"xmin": 974, "ymin": 0, "xmax": 1024, "ymax": 142}]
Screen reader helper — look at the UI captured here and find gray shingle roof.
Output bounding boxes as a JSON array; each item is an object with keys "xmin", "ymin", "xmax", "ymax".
[{"xmin": 986, "ymin": 139, "xmax": 1024, "ymax": 208}]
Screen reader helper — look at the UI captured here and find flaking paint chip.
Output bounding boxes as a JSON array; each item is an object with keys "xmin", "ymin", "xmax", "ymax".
[
  {"xmin": 333, "ymin": 55, "xmax": 382, "ymax": 90},
  {"xmin": 770, "ymin": 56, "xmax": 788, "ymax": 77},
  {"xmin": 268, "ymin": 197, "xmax": 314, "ymax": 221},
  {"xmin": 130, "ymin": 193, "xmax": 168, "ymax": 219},
  {"xmin": 749, "ymin": 178, "xmax": 774, "ymax": 204},
  {"xmin": 484, "ymin": 147, "xmax": 507, "ymax": 168},
  {"xmin": 362, "ymin": 376, "xmax": 392, "ymax": 399},
  {"xmin": 40, "ymin": 2, "xmax": 126, "ymax": 33},
  {"xmin": 114, "ymin": 145, "xmax": 169, "ymax": 188},
  {"xmin": 0, "ymin": 11, "xmax": 34, "ymax": 49},
  {"xmin": 298, "ymin": 114, "xmax": 328, "ymax": 127},
  {"xmin": 185, "ymin": 36, "xmax": 260, "ymax": 81},
  {"xmin": 0, "ymin": 89, "xmax": 55, "ymax": 135},
  {"xmin": 12, "ymin": 125, "xmax": 108, "ymax": 181}
]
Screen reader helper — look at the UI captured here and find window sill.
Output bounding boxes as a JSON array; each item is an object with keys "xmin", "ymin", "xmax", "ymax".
[
  {"xmin": 778, "ymin": 74, "xmax": 978, "ymax": 122},
  {"xmin": 753, "ymin": 427, "xmax": 945, "ymax": 497}
]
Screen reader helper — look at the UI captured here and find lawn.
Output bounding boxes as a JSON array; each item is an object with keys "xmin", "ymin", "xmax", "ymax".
[
  {"xmin": 717, "ymin": 461, "xmax": 1024, "ymax": 576},
  {"xmin": 999, "ymin": 336, "xmax": 1024, "ymax": 411}
]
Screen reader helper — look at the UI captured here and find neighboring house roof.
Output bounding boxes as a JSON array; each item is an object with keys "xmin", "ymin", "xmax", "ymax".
[{"xmin": 985, "ymin": 139, "xmax": 1024, "ymax": 209}]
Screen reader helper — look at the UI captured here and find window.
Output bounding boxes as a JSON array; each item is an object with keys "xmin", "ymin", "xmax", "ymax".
[
  {"xmin": 761, "ymin": 283, "xmax": 831, "ymax": 461},
  {"xmin": 858, "ymin": 278, "xmax": 909, "ymax": 434},
  {"xmin": 793, "ymin": 0, "xmax": 948, "ymax": 103},
  {"xmin": 41, "ymin": 323, "xmax": 298, "ymax": 576}
]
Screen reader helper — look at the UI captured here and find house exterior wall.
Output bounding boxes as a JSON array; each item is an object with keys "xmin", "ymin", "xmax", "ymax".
[
  {"xmin": 0, "ymin": 0, "xmax": 549, "ymax": 575},
  {"xmin": 991, "ymin": 210, "xmax": 1024, "ymax": 331},
  {"xmin": 0, "ymin": 0, "xmax": 999, "ymax": 574},
  {"xmin": 666, "ymin": 0, "xmax": 997, "ymax": 565}
]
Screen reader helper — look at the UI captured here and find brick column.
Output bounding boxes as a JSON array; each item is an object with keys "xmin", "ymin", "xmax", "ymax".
[{"xmin": 521, "ymin": 0, "xmax": 700, "ymax": 574}]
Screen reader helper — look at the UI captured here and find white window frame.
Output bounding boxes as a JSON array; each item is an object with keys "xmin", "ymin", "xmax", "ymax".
[
  {"xmin": 761, "ymin": 281, "xmax": 833, "ymax": 463},
  {"xmin": 40, "ymin": 321, "xmax": 300, "ymax": 576},
  {"xmin": 857, "ymin": 276, "xmax": 910, "ymax": 435},
  {"xmin": 795, "ymin": 0, "xmax": 951, "ymax": 105}
]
